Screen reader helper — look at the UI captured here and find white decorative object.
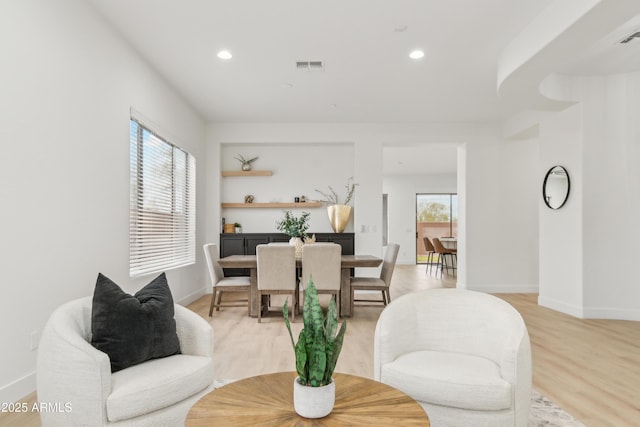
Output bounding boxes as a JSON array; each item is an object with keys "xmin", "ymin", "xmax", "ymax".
[
  {"xmin": 293, "ymin": 377, "xmax": 335, "ymax": 419},
  {"xmin": 289, "ymin": 236, "xmax": 304, "ymax": 258}
]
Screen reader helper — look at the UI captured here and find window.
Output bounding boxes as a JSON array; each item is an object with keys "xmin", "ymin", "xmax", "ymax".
[{"xmin": 129, "ymin": 118, "xmax": 195, "ymax": 277}]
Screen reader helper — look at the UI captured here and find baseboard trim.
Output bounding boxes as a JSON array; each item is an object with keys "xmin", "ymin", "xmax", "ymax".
[
  {"xmin": 538, "ymin": 296, "xmax": 584, "ymax": 318},
  {"xmin": 464, "ymin": 284, "xmax": 539, "ymax": 293},
  {"xmin": 0, "ymin": 371, "xmax": 36, "ymax": 404},
  {"xmin": 177, "ymin": 287, "xmax": 208, "ymax": 306},
  {"xmin": 582, "ymin": 306, "xmax": 640, "ymax": 321}
]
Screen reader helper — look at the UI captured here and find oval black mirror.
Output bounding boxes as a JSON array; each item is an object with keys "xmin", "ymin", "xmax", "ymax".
[{"xmin": 543, "ymin": 166, "xmax": 570, "ymax": 209}]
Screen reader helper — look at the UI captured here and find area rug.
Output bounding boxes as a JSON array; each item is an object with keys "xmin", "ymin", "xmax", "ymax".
[
  {"xmin": 529, "ymin": 389, "xmax": 586, "ymax": 427},
  {"xmin": 214, "ymin": 380, "xmax": 584, "ymax": 426}
]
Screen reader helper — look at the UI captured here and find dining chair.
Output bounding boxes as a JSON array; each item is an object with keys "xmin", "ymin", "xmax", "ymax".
[
  {"xmin": 422, "ymin": 237, "xmax": 437, "ymax": 276},
  {"xmin": 256, "ymin": 244, "xmax": 297, "ymax": 323},
  {"xmin": 432, "ymin": 238, "xmax": 457, "ymax": 277},
  {"xmin": 203, "ymin": 243, "xmax": 250, "ymax": 316},
  {"xmin": 300, "ymin": 243, "xmax": 342, "ymax": 315},
  {"xmin": 351, "ymin": 243, "xmax": 400, "ymax": 312}
]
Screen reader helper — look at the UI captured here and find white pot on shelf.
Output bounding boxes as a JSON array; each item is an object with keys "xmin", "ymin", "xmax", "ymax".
[{"xmin": 293, "ymin": 377, "xmax": 335, "ymax": 419}]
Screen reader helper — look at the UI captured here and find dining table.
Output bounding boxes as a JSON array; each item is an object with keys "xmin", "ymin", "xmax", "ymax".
[{"xmin": 216, "ymin": 254, "xmax": 382, "ymax": 317}]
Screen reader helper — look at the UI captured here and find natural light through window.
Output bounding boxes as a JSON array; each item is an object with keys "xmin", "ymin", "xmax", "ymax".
[{"xmin": 129, "ymin": 118, "xmax": 195, "ymax": 277}]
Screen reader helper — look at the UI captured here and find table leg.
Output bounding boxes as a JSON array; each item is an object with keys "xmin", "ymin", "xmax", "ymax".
[
  {"xmin": 340, "ymin": 268, "xmax": 352, "ymax": 317},
  {"xmin": 249, "ymin": 268, "xmax": 258, "ymax": 317}
]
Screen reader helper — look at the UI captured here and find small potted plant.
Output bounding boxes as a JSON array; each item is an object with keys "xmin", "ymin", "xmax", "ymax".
[
  {"xmin": 283, "ymin": 279, "xmax": 346, "ymax": 418},
  {"xmin": 234, "ymin": 222, "xmax": 242, "ymax": 233},
  {"xmin": 276, "ymin": 211, "xmax": 310, "ymax": 257},
  {"xmin": 314, "ymin": 177, "xmax": 358, "ymax": 233}
]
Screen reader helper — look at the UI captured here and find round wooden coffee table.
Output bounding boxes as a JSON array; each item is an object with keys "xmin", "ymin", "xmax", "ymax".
[{"xmin": 186, "ymin": 371, "xmax": 429, "ymax": 426}]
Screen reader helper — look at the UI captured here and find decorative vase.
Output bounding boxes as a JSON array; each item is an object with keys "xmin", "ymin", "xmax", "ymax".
[
  {"xmin": 293, "ymin": 377, "xmax": 335, "ymax": 419},
  {"xmin": 289, "ymin": 237, "xmax": 304, "ymax": 258},
  {"xmin": 327, "ymin": 204, "xmax": 352, "ymax": 233},
  {"xmin": 241, "ymin": 162, "xmax": 252, "ymax": 171}
]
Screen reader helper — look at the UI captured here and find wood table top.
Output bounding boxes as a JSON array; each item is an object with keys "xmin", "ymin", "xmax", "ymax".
[
  {"xmin": 186, "ymin": 372, "xmax": 429, "ymax": 426},
  {"xmin": 217, "ymin": 254, "xmax": 382, "ymax": 269}
]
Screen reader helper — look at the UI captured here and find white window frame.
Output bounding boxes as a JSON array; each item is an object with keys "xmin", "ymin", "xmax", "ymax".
[{"xmin": 129, "ymin": 118, "xmax": 196, "ymax": 277}]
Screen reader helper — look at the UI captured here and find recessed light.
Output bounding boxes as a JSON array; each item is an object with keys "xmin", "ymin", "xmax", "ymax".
[
  {"xmin": 409, "ymin": 50, "xmax": 424, "ymax": 59},
  {"xmin": 217, "ymin": 50, "xmax": 232, "ymax": 60}
]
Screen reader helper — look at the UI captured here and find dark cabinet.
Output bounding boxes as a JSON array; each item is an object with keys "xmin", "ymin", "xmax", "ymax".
[{"xmin": 219, "ymin": 232, "xmax": 355, "ymax": 276}]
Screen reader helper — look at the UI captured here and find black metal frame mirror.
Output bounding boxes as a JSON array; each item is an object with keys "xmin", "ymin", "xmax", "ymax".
[{"xmin": 543, "ymin": 165, "xmax": 570, "ymax": 209}]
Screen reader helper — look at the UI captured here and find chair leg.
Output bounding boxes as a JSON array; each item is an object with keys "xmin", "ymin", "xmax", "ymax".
[
  {"xmin": 208, "ymin": 291, "xmax": 216, "ymax": 317},
  {"xmin": 385, "ymin": 289, "xmax": 391, "ymax": 305},
  {"xmin": 291, "ymin": 291, "xmax": 296, "ymax": 323},
  {"xmin": 258, "ymin": 291, "xmax": 262, "ymax": 323},
  {"xmin": 215, "ymin": 291, "xmax": 223, "ymax": 311},
  {"xmin": 350, "ymin": 287, "xmax": 355, "ymax": 315}
]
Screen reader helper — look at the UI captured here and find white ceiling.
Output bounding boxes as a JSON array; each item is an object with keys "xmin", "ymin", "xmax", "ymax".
[
  {"xmin": 86, "ymin": 1, "xmax": 639, "ymax": 175},
  {"xmin": 87, "ymin": 0, "xmax": 555, "ymax": 124}
]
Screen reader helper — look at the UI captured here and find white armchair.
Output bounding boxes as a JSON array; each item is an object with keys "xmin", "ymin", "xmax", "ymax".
[
  {"xmin": 37, "ymin": 297, "xmax": 214, "ymax": 426},
  {"xmin": 374, "ymin": 288, "xmax": 531, "ymax": 427}
]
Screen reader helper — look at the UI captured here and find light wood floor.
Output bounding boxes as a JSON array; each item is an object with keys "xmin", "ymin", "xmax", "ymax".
[{"xmin": 2, "ymin": 265, "xmax": 639, "ymax": 426}]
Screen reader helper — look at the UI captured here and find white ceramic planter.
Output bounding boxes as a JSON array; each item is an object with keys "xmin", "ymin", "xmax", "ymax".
[
  {"xmin": 293, "ymin": 377, "xmax": 335, "ymax": 419},
  {"xmin": 289, "ymin": 237, "xmax": 304, "ymax": 258}
]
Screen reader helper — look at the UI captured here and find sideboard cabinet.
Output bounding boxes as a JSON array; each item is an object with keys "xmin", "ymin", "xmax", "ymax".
[{"xmin": 219, "ymin": 232, "xmax": 355, "ymax": 276}]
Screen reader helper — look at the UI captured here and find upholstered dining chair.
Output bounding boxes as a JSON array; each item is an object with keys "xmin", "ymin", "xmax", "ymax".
[
  {"xmin": 422, "ymin": 237, "xmax": 437, "ymax": 276},
  {"xmin": 374, "ymin": 288, "xmax": 531, "ymax": 427},
  {"xmin": 256, "ymin": 243, "xmax": 297, "ymax": 323},
  {"xmin": 432, "ymin": 237, "xmax": 457, "ymax": 277},
  {"xmin": 300, "ymin": 243, "xmax": 342, "ymax": 314},
  {"xmin": 37, "ymin": 297, "xmax": 214, "ymax": 426},
  {"xmin": 203, "ymin": 243, "xmax": 250, "ymax": 316},
  {"xmin": 350, "ymin": 243, "xmax": 399, "ymax": 312}
]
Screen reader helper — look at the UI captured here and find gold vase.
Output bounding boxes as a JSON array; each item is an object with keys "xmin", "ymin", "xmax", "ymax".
[{"xmin": 327, "ymin": 204, "xmax": 352, "ymax": 233}]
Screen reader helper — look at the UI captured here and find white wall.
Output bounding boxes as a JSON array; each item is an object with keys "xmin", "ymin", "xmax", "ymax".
[
  {"xmin": 220, "ymin": 143, "xmax": 355, "ymax": 234},
  {"xmin": 383, "ymin": 173, "xmax": 457, "ymax": 265},
  {"xmin": 464, "ymin": 137, "xmax": 540, "ymax": 293},
  {"xmin": 538, "ymin": 104, "xmax": 584, "ymax": 316},
  {"xmin": 581, "ymin": 73, "xmax": 640, "ymax": 320},
  {"xmin": 536, "ymin": 71, "xmax": 640, "ymax": 321},
  {"xmin": 0, "ymin": 0, "xmax": 207, "ymax": 403}
]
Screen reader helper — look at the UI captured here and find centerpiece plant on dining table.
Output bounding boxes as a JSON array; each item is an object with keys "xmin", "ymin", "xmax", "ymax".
[
  {"xmin": 283, "ymin": 279, "xmax": 346, "ymax": 386},
  {"xmin": 276, "ymin": 210, "xmax": 310, "ymax": 258}
]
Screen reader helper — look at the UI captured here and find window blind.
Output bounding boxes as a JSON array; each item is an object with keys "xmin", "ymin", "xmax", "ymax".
[{"xmin": 129, "ymin": 118, "xmax": 196, "ymax": 277}]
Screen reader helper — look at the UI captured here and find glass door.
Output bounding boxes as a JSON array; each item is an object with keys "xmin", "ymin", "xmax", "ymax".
[{"xmin": 416, "ymin": 193, "xmax": 457, "ymax": 263}]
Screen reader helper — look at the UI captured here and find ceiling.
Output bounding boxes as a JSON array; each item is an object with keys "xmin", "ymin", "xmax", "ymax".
[
  {"xmin": 88, "ymin": 0, "xmax": 556, "ymax": 124},
  {"xmin": 86, "ymin": 1, "xmax": 639, "ymax": 175}
]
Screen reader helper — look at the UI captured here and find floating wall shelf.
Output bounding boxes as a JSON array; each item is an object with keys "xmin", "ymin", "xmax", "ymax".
[
  {"xmin": 221, "ymin": 202, "xmax": 323, "ymax": 209},
  {"xmin": 221, "ymin": 170, "xmax": 273, "ymax": 177}
]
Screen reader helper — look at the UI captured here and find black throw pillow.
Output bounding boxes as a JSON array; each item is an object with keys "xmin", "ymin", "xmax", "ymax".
[{"xmin": 91, "ymin": 272, "xmax": 181, "ymax": 372}]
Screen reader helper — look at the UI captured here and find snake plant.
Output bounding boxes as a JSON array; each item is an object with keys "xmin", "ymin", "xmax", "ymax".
[{"xmin": 283, "ymin": 278, "xmax": 347, "ymax": 386}]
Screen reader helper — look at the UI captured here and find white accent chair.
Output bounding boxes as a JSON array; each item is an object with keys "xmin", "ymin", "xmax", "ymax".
[
  {"xmin": 37, "ymin": 297, "xmax": 214, "ymax": 426},
  {"xmin": 374, "ymin": 288, "xmax": 531, "ymax": 427},
  {"xmin": 301, "ymin": 243, "xmax": 342, "ymax": 313},
  {"xmin": 203, "ymin": 243, "xmax": 250, "ymax": 316}
]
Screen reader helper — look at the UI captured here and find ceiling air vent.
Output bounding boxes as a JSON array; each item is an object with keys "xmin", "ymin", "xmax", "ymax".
[
  {"xmin": 296, "ymin": 61, "xmax": 324, "ymax": 71},
  {"xmin": 620, "ymin": 31, "xmax": 640, "ymax": 44}
]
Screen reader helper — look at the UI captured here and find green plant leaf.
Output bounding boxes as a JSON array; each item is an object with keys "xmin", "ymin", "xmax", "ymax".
[
  {"xmin": 325, "ymin": 320, "xmax": 347, "ymax": 382},
  {"xmin": 295, "ymin": 328, "xmax": 308, "ymax": 383},
  {"xmin": 324, "ymin": 296, "xmax": 338, "ymax": 342},
  {"xmin": 283, "ymin": 299, "xmax": 296, "ymax": 352},
  {"xmin": 308, "ymin": 337, "xmax": 326, "ymax": 387}
]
